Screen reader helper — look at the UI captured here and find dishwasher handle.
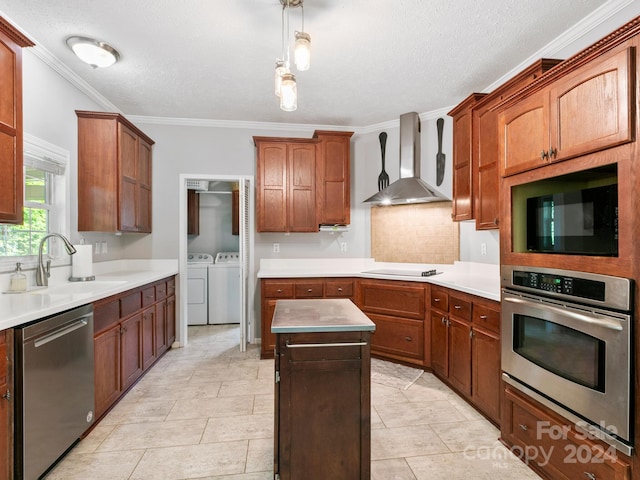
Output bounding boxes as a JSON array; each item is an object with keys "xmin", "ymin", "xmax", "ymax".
[{"xmin": 33, "ymin": 314, "xmax": 92, "ymax": 348}]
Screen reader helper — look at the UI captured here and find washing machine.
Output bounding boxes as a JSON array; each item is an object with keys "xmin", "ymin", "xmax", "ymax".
[
  {"xmin": 187, "ymin": 253, "xmax": 214, "ymax": 325},
  {"xmin": 208, "ymin": 251, "xmax": 241, "ymax": 324}
]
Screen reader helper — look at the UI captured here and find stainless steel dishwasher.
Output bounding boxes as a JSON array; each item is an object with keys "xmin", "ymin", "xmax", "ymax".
[{"xmin": 14, "ymin": 304, "xmax": 95, "ymax": 480}]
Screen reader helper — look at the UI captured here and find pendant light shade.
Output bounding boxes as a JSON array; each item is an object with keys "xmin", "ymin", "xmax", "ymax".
[
  {"xmin": 279, "ymin": 73, "xmax": 297, "ymax": 111},
  {"xmin": 294, "ymin": 32, "xmax": 311, "ymax": 71},
  {"xmin": 274, "ymin": 60, "xmax": 289, "ymax": 97},
  {"xmin": 66, "ymin": 36, "xmax": 120, "ymax": 68}
]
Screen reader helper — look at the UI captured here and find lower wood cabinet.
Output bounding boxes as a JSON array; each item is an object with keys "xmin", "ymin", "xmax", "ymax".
[
  {"xmin": 356, "ymin": 279, "xmax": 428, "ymax": 367},
  {"xmin": 275, "ymin": 330, "xmax": 371, "ymax": 480},
  {"xmin": 0, "ymin": 329, "xmax": 13, "ymax": 480},
  {"xmin": 430, "ymin": 285, "xmax": 501, "ymax": 423},
  {"xmin": 260, "ymin": 277, "xmax": 355, "ymax": 358},
  {"xmin": 93, "ymin": 276, "xmax": 176, "ymax": 419},
  {"xmin": 502, "ymin": 384, "xmax": 631, "ymax": 480}
]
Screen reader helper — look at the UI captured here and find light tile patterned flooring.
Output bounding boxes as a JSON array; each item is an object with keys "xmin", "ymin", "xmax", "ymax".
[{"xmin": 47, "ymin": 325, "xmax": 540, "ymax": 479}]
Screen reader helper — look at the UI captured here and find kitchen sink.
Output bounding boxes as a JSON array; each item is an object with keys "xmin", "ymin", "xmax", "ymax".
[{"xmin": 29, "ymin": 280, "xmax": 127, "ymax": 296}]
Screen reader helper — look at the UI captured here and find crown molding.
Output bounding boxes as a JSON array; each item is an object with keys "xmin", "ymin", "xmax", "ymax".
[{"xmin": 16, "ymin": 0, "xmax": 635, "ymax": 133}]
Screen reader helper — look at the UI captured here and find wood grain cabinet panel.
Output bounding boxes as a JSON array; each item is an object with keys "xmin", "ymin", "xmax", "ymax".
[
  {"xmin": 0, "ymin": 19, "xmax": 33, "ymax": 225},
  {"xmin": 0, "ymin": 329, "xmax": 14, "ymax": 479},
  {"xmin": 187, "ymin": 189, "xmax": 200, "ymax": 235},
  {"xmin": 77, "ymin": 110, "xmax": 155, "ymax": 233},
  {"xmin": 499, "ymin": 46, "xmax": 634, "ymax": 177}
]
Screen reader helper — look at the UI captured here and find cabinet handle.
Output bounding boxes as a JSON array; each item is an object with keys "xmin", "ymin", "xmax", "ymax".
[
  {"xmin": 276, "ymin": 289, "xmax": 282, "ymax": 293},
  {"xmin": 479, "ymin": 315, "xmax": 488, "ymax": 320},
  {"xmin": 549, "ymin": 146, "xmax": 557, "ymax": 159},
  {"xmin": 540, "ymin": 150, "xmax": 549, "ymax": 160},
  {"xmin": 494, "ymin": 218, "xmax": 499, "ymax": 225},
  {"xmin": 307, "ymin": 288, "xmax": 313, "ymax": 292},
  {"xmin": 405, "ymin": 336, "xmax": 412, "ymax": 342},
  {"xmin": 441, "ymin": 316, "xmax": 447, "ymax": 325},
  {"xmin": 519, "ymin": 424, "xmax": 528, "ymax": 431},
  {"xmin": 434, "ymin": 298, "xmax": 441, "ymax": 303},
  {"xmin": 286, "ymin": 341, "xmax": 368, "ymax": 349},
  {"xmin": 2, "ymin": 389, "xmax": 11, "ymax": 401},
  {"xmin": 337, "ymin": 287, "xmax": 343, "ymax": 292},
  {"xmin": 584, "ymin": 473, "xmax": 596, "ymax": 480},
  {"xmin": 469, "ymin": 330, "xmax": 474, "ymax": 338},
  {"xmin": 454, "ymin": 305, "xmax": 462, "ymax": 310}
]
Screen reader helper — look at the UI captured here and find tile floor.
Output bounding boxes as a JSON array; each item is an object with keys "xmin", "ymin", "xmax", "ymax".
[{"xmin": 47, "ymin": 325, "xmax": 541, "ymax": 479}]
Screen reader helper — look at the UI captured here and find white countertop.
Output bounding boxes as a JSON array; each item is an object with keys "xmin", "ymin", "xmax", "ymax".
[
  {"xmin": 0, "ymin": 259, "xmax": 178, "ymax": 330},
  {"xmin": 257, "ymin": 258, "xmax": 500, "ymax": 302},
  {"xmin": 272, "ymin": 299, "xmax": 376, "ymax": 333}
]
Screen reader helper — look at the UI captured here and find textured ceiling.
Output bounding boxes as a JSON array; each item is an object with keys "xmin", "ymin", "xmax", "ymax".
[{"xmin": 0, "ymin": 0, "xmax": 612, "ymax": 127}]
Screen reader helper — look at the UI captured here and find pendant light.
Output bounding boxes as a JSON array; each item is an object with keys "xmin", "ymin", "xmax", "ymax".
[
  {"xmin": 294, "ymin": 32, "xmax": 311, "ymax": 71},
  {"xmin": 279, "ymin": 73, "xmax": 297, "ymax": 112}
]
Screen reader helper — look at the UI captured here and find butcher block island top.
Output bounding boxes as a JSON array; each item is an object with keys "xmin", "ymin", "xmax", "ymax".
[{"xmin": 271, "ymin": 298, "xmax": 376, "ymax": 333}]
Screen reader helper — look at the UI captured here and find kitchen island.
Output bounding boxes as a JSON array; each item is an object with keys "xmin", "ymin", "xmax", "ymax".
[{"xmin": 272, "ymin": 298, "xmax": 375, "ymax": 480}]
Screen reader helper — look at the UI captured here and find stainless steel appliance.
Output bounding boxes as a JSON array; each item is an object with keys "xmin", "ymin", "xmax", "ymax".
[
  {"xmin": 501, "ymin": 265, "xmax": 633, "ymax": 455},
  {"xmin": 14, "ymin": 304, "xmax": 95, "ymax": 479}
]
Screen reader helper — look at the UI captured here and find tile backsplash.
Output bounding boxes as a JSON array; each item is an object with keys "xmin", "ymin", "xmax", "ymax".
[{"xmin": 371, "ymin": 202, "xmax": 459, "ymax": 264}]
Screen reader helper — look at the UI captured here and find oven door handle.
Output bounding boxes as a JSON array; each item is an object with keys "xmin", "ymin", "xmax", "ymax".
[{"xmin": 503, "ymin": 296, "xmax": 623, "ymax": 331}]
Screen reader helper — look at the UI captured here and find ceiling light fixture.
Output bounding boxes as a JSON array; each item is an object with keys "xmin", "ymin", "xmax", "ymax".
[
  {"xmin": 66, "ymin": 36, "xmax": 120, "ymax": 68},
  {"xmin": 274, "ymin": 0, "xmax": 311, "ymax": 111}
]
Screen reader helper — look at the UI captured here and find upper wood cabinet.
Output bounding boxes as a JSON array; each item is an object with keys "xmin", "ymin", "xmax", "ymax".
[
  {"xmin": 471, "ymin": 59, "xmax": 561, "ymax": 229},
  {"xmin": 448, "ymin": 93, "xmax": 486, "ymax": 222},
  {"xmin": 254, "ymin": 130, "xmax": 353, "ymax": 233},
  {"xmin": 76, "ymin": 111, "xmax": 155, "ymax": 233},
  {"xmin": 499, "ymin": 46, "xmax": 634, "ymax": 177},
  {"xmin": 0, "ymin": 18, "xmax": 33, "ymax": 225},
  {"xmin": 187, "ymin": 189, "xmax": 199, "ymax": 235},
  {"xmin": 313, "ymin": 130, "xmax": 354, "ymax": 226}
]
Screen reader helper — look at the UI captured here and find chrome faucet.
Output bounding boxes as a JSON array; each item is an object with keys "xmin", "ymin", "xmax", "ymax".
[{"xmin": 36, "ymin": 234, "xmax": 77, "ymax": 286}]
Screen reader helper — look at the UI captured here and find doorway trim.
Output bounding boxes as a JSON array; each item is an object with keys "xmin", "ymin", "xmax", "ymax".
[{"xmin": 177, "ymin": 173, "xmax": 255, "ymax": 348}]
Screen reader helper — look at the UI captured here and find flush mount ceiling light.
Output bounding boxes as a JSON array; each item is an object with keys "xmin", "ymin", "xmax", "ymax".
[
  {"xmin": 66, "ymin": 36, "xmax": 120, "ymax": 68},
  {"xmin": 274, "ymin": 0, "xmax": 311, "ymax": 111}
]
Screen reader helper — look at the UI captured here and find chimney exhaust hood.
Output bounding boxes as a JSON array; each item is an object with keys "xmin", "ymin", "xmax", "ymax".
[{"xmin": 364, "ymin": 112, "xmax": 449, "ymax": 205}]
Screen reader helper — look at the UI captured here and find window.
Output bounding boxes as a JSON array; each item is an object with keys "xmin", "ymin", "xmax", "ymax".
[{"xmin": 0, "ymin": 134, "xmax": 69, "ymax": 269}]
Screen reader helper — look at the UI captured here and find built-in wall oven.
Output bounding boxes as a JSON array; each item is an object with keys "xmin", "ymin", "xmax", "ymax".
[{"xmin": 501, "ymin": 265, "xmax": 633, "ymax": 455}]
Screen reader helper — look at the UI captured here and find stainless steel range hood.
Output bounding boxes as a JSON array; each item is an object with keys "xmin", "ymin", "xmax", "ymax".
[{"xmin": 364, "ymin": 112, "xmax": 449, "ymax": 205}]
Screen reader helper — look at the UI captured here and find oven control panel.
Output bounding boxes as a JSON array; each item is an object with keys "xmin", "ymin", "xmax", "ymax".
[{"xmin": 512, "ymin": 270, "xmax": 605, "ymax": 302}]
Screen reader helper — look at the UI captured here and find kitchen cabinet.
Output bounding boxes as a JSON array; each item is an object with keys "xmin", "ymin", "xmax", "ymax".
[
  {"xmin": 187, "ymin": 189, "xmax": 200, "ymax": 235},
  {"xmin": 471, "ymin": 59, "xmax": 561, "ymax": 229},
  {"xmin": 260, "ymin": 277, "xmax": 355, "ymax": 358},
  {"xmin": 0, "ymin": 18, "xmax": 33, "ymax": 224},
  {"xmin": 273, "ymin": 300, "xmax": 373, "ymax": 480},
  {"xmin": 93, "ymin": 276, "xmax": 175, "ymax": 419},
  {"xmin": 76, "ymin": 110, "xmax": 155, "ymax": 233},
  {"xmin": 313, "ymin": 130, "xmax": 354, "ymax": 226},
  {"xmin": 499, "ymin": 46, "xmax": 634, "ymax": 177},
  {"xmin": 356, "ymin": 279, "xmax": 428, "ymax": 367},
  {"xmin": 232, "ymin": 189, "xmax": 239, "ymax": 235},
  {"xmin": 430, "ymin": 285, "xmax": 501, "ymax": 423},
  {"xmin": 254, "ymin": 138, "xmax": 319, "ymax": 232},
  {"xmin": 502, "ymin": 384, "xmax": 631, "ymax": 480},
  {"xmin": 0, "ymin": 329, "xmax": 13, "ymax": 479},
  {"xmin": 448, "ymin": 93, "xmax": 486, "ymax": 221}
]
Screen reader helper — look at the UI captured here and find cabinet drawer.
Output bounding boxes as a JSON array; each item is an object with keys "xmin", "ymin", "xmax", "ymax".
[
  {"xmin": 369, "ymin": 313, "xmax": 423, "ymax": 360},
  {"xmin": 167, "ymin": 278, "xmax": 176, "ymax": 296},
  {"xmin": 449, "ymin": 295, "xmax": 471, "ymax": 321},
  {"xmin": 94, "ymin": 298, "xmax": 120, "ymax": 333},
  {"xmin": 263, "ymin": 281, "xmax": 294, "ymax": 298},
  {"xmin": 142, "ymin": 286, "xmax": 156, "ymax": 307},
  {"xmin": 295, "ymin": 281, "xmax": 324, "ymax": 298},
  {"xmin": 325, "ymin": 280, "xmax": 354, "ymax": 297},
  {"xmin": 473, "ymin": 304, "xmax": 500, "ymax": 334},
  {"xmin": 430, "ymin": 287, "xmax": 449, "ymax": 311},
  {"xmin": 360, "ymin": 280, "xmax": 425, "ymax": 319},
  {"xmin": 155, "ymin": 282, "xmax": 167, "ymax": 300},
  {"xmin": 120, "ymin": 291, "xmax": 142, "ymax": 317}
]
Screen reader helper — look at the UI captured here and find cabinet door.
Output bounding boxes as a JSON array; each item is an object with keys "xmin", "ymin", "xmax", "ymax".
[
  {"xmin": 368, "ymin": 313, "xmax": 424, "ymax": 363},
  {"xmin": 257, "ymin": 142, "xmax": 287, "ymax": 232},
  {"xmin": 137, "ymin": 137, "xmax": 153, "ymax": 233},
  {"xmin": 94, "ymin": 325, "xmax": 121, "ymax": 418},
  {"xmin": 499, "ymin": 91, "xmax": 550, "ymax": 176},
  {"xmin": 262, "ymin": 299, "xmax": 279, "ymax": 358},
  {"xmin": 0, "ymin": 329, "xmax": 13, "ymax": 479},
  {"xmin": 430, "ymin": 311, "xmax": 448, "ymax": 377},
  {"xmin": 447, "ymin": 317, "xmax": 471, "ymax": 396},
  {"xmin": 471, "ymin": 327, "xmax": 500, "ymax": 422},
  {"xmin": 316, "ymin": 133, "xmax": 352, "ymax": 225},
  {"xmin": 0, "ymin": 26, "xmax": 28, "ymax": 224},
  {"xmin": 451, "ymin": 108, "xmax": 474, "ymax": 221},
  {"xmin": 288, "ymin": 143, "xmax": 317, "ymax": 232},
  {"xmin": 166, "ymin": 294, "xmax": 176, "ymax": 346},
  {"xmin": 549, "ymin": 47, "xmax": 634, "ymax": 162},
  {"xmin": 141, "ymin": 307, "xmax": 156, "ymax": 370},
  {"xmin": 155, "ymin": 299, "xmax": 168, "ymax": 356},
  {"xmin": 474, "ymin": 105, "xmax": 500, "ymax": 229},
  {"xmin": 121, "ymin": 313, "xmax": 143, "ymax": 390},
  {"xmin": 118, "ymin": 123, "xmax": 139, "ymax": 232}
]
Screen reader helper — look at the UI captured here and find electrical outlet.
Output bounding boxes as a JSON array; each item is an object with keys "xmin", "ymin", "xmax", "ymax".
[
  {"xmin": 340, "ymin": 242, "xmax": 347, "ymax": 253},
  {"xmin": 101, "ymin": 241, "xmax": 108, "ymax": 254},
  {"xmin": 95, "ymin": 242, "xmax": 101, "ymax": 255},
  {"xmin": 273, "ymin": 243, "xmax": 280, "ymax": 253},
  {"xmin": 481, "ymin": 243, "xmax": 487, "ymax": 256}
]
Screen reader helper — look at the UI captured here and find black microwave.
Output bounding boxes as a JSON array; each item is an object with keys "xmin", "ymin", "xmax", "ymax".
[{"xmin": 526, "ymin": 184, "xmax": 618, "ymax": 256}]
